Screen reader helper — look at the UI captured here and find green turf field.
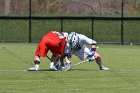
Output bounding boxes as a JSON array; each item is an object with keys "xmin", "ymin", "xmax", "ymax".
[{"xmin": 0, "ymin": 43, "xmax": 140, "ymax": 93}]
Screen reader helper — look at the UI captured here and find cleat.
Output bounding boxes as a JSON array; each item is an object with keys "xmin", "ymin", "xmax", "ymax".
[
  {"xmin": 50, "ymin": 62, "xmax": 57, "ymax": 71},
  {"xmin": 57, "ymin": 64, "xmax": 62, "ymax": 71},
  {"xmin": 100, "ymin": 66, "xmax": 109, "ymax": 71},
  {"xmin": 50, "ymin": 66, "xmax": 57, "ymax": 71},
  {"xmin": 55, "ymin": 63, "xmax": 62, "ymax": 71},
  {"xmin": 61, "ymin": 67, "xmax": 66, "ymax": 71},
  {"xmin": 28, "ymin": 65, "xmax": 39, "ymax": 71}
]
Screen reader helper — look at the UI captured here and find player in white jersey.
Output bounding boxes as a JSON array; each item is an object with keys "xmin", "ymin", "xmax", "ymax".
[{"xmin": 64, "ymin": 32, "xmax": 109, "ymax": 71}]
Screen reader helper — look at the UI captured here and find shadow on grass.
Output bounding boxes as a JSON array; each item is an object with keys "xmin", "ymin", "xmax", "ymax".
[{"xmin": 33, "ymin": 69, "xmax": 100, "ymax": 72}]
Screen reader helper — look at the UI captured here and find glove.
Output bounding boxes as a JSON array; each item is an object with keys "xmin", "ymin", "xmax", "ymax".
[
  {"xmin": 64, "ymin": 61, "xmax": 71, "ymax": 71},
  {"xmin": 88, "ymin": 53, "xmax": 95, "ymax": 61}
]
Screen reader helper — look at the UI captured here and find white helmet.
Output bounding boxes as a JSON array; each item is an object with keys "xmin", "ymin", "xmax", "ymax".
[
  {"xmin": 58, "ymin": 32, "xmax": 68, "ymax": 39},
  {"xmin": 68, "ymin": 32, "xmax": 79, "ymax": 48},
  {"xmin": 62, "ymin": 32, "xmax": 68, "ymax": 38}
]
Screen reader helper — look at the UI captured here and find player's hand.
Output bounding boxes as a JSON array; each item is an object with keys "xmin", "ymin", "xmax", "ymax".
[{"xmin": 88, "ymin": 54, "xmax": 94, "ymax": 62}]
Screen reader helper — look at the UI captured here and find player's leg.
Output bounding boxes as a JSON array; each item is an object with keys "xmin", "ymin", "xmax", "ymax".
[
  {"xmin": 77, "ymin": 46, "xmax": 109, "ymax": 70},
  {"xmin": 62, "ymin": 52, "xmax": 73, "ymax": 71},
  {"xmin": 89, "ymin": 45, "xmax": 109, "ymax": 70},
  {"xmin": 63, "ymin": 56, "xmax": 71, "ymax": 71},
  {"xmin": 75, "ymin": 46, "xmax": 92, "ymax": 60},
  {"xmin": 28, "ymin": 40, "xmax": 48, "ymax": 71},
  {"xmin": 58, "ymin": 57, "xmax": 65, "ymax": 70},
  {"xmin": 50, "ymin": 54, "xmax": 66, "ymax": 71},
  {"xmin": 94, "ymin": 52, "xmax": 109, "ymax": 70},
  {"xmin": 63, "ymin": 47, "xmax": 89, "ymax": 71},
  {"xmin": 28, "ymin": 55, "xmax": 40, "ymax": 71},
  {"xmin": 50, "ymin": 55, "xmax": 59, "ymax": 71}
]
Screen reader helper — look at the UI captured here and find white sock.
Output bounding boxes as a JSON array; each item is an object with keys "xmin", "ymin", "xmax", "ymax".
[
  {"xmin": 35, "ymin": 64, "xmax": 39, "ymax": 68},
  {"xmin": 100, "ymin": 64, "xmax": 104, "ymax": 69},
  {"xmin": 50, "ymin": 62, "xmax": 54, "ymax": 67}
]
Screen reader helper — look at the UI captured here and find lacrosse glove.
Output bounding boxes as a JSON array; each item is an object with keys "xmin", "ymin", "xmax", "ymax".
[{"xmin": 88, "ymin": 52, "xmax": 95, "ymax": 61}]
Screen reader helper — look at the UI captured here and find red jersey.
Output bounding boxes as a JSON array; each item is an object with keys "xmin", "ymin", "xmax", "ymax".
[{"xmin": 35, "ymin": 31, "xmax": 66, "ymax": 57}]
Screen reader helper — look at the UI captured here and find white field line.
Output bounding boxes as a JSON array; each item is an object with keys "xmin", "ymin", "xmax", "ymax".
[
  {"xmin": 0, "ymin": 69, "xmax": 140, "ymax": 72},
  {"xmin": 116, "ymin": 70, "xmax": 140, "ymax": 72},
  {"xmin": 0, "ymin": 70, "xmax": 27, "ymax": 72},
  {"xmin": 0, "ymin": 91, "xmax": 15, "ymax": 93},
  {"xmin": 0, "ymin": 89, "xmax": 91, "ymax": 93},
  {"xmin": 0, "ymin": 46, "xmax": 16, "ymax": 48}
]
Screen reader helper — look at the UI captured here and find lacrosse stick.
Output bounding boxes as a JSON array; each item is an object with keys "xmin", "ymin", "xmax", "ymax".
[
  {"xmin": 71, "ymin": 59, "xmax": 89, "ymax": 67},
  {"xmin": 46, "ymin": 55, "xmax": 51, "ymax": 61}
]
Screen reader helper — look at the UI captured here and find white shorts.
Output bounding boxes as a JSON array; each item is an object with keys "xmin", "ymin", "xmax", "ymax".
[{"xmin": 72, "ymin": 46, "xmax": 90, "ymax": 60}]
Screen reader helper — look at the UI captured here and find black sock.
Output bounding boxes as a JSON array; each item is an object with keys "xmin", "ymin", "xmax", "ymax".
[{"xmin": 34, "ymin": 60, "xmax": 40, "ymax": 65}]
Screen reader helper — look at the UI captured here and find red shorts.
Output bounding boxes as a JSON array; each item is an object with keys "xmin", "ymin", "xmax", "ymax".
[{"xmin": 35, "ymin": 32, "xmax": 62, "ymax": 57}]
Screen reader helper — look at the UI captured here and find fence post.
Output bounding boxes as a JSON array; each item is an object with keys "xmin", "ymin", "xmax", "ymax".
[
  {"xmin": 121, "ymin": 0, "xmax": 124, "ymax": 45},
  {"xmin": 91, "ymin": 18, "xmax": 94, "ymax": 39},
  {"xmin": 60, "ymin": 18, "xmax": 63, "ymax": 32},
  {"xmin": 29, "ymin": 0, "xmax": 32, "ymax": 43}
]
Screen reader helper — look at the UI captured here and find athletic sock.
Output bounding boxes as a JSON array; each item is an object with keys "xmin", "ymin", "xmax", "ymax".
[
  {"xmin": 35, "ymin": 64, "xmax": 39, "ymax": 68},
  {"xmin": 99, "ymin": 64, "xmax": 104, "ymax": 70},
  {"xmin": 34, "ymin": 60, "xmax": 40, "ymax": 65},
  {"xmin": 60, "ymin": 58, "xmax": 65, "ymax": 67},
  {"xmin": 50, "ymin": 62, "xmax": 54, "ymax": 67}
]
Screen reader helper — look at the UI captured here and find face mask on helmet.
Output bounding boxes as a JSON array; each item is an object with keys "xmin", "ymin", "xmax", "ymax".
[{"xmin": 68, "ymin": 32, "xmax": 79, "ymax": 48}]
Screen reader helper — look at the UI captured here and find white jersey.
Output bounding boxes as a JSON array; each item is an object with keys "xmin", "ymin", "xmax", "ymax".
[
  {"xmin": 64, "ymin": 33, "xmax": 97, "ymax": 60},
  {"xmin": 77, "ymin": 34, "xmax": 96, "ymax": 46}
]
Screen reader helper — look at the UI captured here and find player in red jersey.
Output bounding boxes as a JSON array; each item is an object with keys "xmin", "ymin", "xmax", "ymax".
[{"xmin": 28, "ymin": 31, "xmax": 68, "ymax": 71}]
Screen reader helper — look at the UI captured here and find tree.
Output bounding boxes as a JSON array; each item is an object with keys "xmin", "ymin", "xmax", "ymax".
[
  {"xmin": 135, "ymin": 0, "xmax": 140, "ymax": 8},
  {"xmin": 98, "ymin": 0, "xmax": 104, "ymax": 14},
  {"xmin": 4, "ymin": 0, "xmax": 11, "ymax": 15}
]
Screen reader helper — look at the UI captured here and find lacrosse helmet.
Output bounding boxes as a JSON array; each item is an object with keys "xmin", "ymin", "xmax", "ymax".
[
  {"xmin": 62, "ymin": 32, "xmax": 68, "ymax": 38},
  {"xmin": 58, "ymin": 32, "xmax": 68, "ymax": 39},
  {"xmin": 68, "ymin": 32, "xmax": 79, "ymax": 48}
]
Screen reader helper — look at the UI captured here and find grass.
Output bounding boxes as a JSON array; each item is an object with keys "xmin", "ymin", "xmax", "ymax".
[{"xmin": 0, "ymin": 43, "xmax": 140, "ymax": 93}]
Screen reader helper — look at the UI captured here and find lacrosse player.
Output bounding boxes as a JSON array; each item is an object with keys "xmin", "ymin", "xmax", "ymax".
[
  {"xmin": 64, "ymin": 32, "xmax": 109, "ymax": 71},
  {"xmin": 28, "ymin": 31, "xmax": 68, "ymax": 71}
]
